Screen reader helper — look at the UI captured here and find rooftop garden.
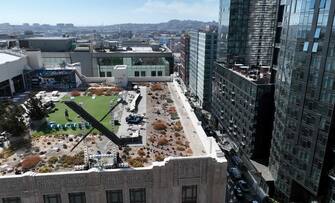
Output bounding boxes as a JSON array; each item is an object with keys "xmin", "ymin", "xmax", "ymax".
[{"xmin": 33, "ymin": 91, "xmax": 119, "ymax": 136}]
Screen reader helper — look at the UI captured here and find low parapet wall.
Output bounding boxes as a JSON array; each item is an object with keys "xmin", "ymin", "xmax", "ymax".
[
  {"xmin": 0, "ymin": 156, "xmax": 226, "ymax": 203},
  {"xmin": 128, "ymin": 76, "xmax": 172, "ymax": 82},
  {"xmin": 172, "ymin": 80, "xmax": 224, "ymax": 158}
]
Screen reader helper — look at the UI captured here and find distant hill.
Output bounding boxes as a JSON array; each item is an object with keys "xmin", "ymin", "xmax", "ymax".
[{"xmin": 95, "ymin": 20, "xmax": 218, "ymax": 32}]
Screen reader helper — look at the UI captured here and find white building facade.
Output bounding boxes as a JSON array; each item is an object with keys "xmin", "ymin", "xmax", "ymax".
[{"xmin": 0, "ymin": 51, "xmax": 30, "ymax": 97}]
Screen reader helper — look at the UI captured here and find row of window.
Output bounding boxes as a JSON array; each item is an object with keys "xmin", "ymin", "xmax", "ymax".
[
  {"xmin": 99, "ymin": 71, "xmax": 164, "ymax": 77},
  {"xmin": 2, "ymin": 189, "xmax": 145, "ymax": 203},
  {"xmin": 2, "ymin": 185, "xmax": 198, "ymax": 203},
  {"xmin": 134, "ymin": 71, "xmax": 163, "ymax": 77}
]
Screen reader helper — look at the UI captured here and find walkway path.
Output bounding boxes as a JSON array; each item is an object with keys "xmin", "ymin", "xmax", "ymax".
[{"xmin": 168, "ymin": 83, "xmax": 206, "ymax": 156}]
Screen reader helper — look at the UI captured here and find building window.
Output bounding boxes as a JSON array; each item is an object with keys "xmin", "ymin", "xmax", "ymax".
[
  {"xmin": 141, "ymin": 71, "xmax": 146, "ymax": 77},
  {"xmin": 157, "ymin": 71, "xmax": 163, "ymax": 76},
  {"xmin": 129, "ymin": 188, "xmax": 146, "ymax": 203},
  {"xmin": 44, "ymin": 194, "xmax": 62, "ymax": 203},
  {"xmin": 107, "ymin": 72, "xmax": 112, "ymax": 77},
  {"xmin": 106, "ymin": 190, "xmax": 123, "ymax": 203},
  {"xmin": 182, "ymin": 185, "xmax": 197, "ymax": 203},
  {"xmin": 135, "ymin": 71, "xmax": 140, "ymax": 77},
  {"xmin": 68, "ymin": 192, "xmax": 86, "ymax": 203},
  {"xmin": 303, "ymin": 42, "xmax": 309, "ymax": 52},
  {"xmin": 2, "ymin": 197, "xmax": 21, "ymax": 203},
  {"xmin": 100, "ymin": 72, "xmax": 106, "ymax": 77},
  {"xmin": 314, "ymin": 28, "xmax": 321, "ymax": 39},
  {"xmin": 320, "ymin": 0, "xmax": 327, "ymax": 8},
  {"xmin": 151, "ymin": 71, "xmax": 156, "ymax": 77},
  {"xmin": 312, "ymin": 43, "xmax": 319, "ymax": 53}
]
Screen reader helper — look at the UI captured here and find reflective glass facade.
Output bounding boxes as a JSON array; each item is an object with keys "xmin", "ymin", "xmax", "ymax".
[
  {"xmin": 189, "ymin": 31, "xmax": 217, "ymax": 110},
  {"xmin": 217, "ymin": 0, "xmax": 277, "ymax": 66},
  {"xmin": 269, "ymin": 0, "xmax": 335, "ymax": 201}
]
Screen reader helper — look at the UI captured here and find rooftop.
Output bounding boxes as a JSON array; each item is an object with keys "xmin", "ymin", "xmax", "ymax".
[
  {"xmin": 251, "ymin": 160, "xmax": 274, "ymax": 182},
  {"xmin": 0, "ymin": 53, "xmax": 21, "ymax": 65},
  {"xmin": 228, "ymin": 64, "xmax": 272, "ymax": 84},
  {"xmin": 94, "ymin": 46, "xmax": 171, "ymax": 54},
  {"xmin": 25, "ymin": 37, "xmax": 75, "ymax": 41},
  {"xmin": 0, "ymin": 82, "xmax": 219, "ymax": 176}
]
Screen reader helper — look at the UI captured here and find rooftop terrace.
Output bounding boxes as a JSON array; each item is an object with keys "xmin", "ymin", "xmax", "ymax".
[
  {"xmin": 229, "ymin": 64, "xmax": 272, "ymax": 84},
  {"xmin": 0, "ymin": 82, "xmax": 218, "ymax": 176}
]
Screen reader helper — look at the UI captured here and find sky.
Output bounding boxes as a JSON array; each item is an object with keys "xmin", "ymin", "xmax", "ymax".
[{"xmin": 0, "ymin": 0, "xmax": 219, "ymax": 26}]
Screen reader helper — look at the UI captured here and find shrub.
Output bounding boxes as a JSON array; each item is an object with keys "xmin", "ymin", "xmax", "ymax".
[
  {"xmin": 70, "ymin": 90, "xmax": 81, "ymax": 97},
  {"xmin": 174, "ymin": 121, "xmax": 183, "ymax": 131},
  {"xmin": 90, "ymin": 88, "xmax": 105, "ymax": 96},
  {"xmin": 176, "ymin": 140, "xmax": 184, "ymax": 146},
  {"xmin": 155, "ymin": 154, "xmax": 165, "ymax": 162},
  {"xmin": 123, "ymin": 147, "xmax": 131, "ymax": 155},
  {"xmin": 128, "ymin": 157, "xmax": 147, "ymax": 167},
  {"xmin": 177, "ymin": 146, "xmax": 185, "ymax": 151},
  {"xmin": 59, "ymin": 151, "xmax": 84, "ymax": 167},
  {"xmin": 170, "ymin": 112, "xmax": 179, "ymax": 120},
  {"xmin": 148, "ymin": 137, "xmax": 156, "ymax": 143},
  {"xmin": 158, "ymin": 138, "xmax": 169, "ymax": 146},
  {"xmin": 137, "ymin": 149, "xmax": 146, "ymax": 157},
  {"xmin": 47, "ymin": 156, "xmax": 58, "ymax": 165},
  {"xmin": 21, "ymin": 155, "xmax": 42, "ymax": 170},
  {"xmin": 166, "ymin": 98, "xmax": 173, "ymax": 103},
  {"xmin": 153, "ymin": 120, "xmax": 167, "ymax": 131},
  {"xmin": 186, "ymin": 148, "xmax": 193, "ymax": 154},
  {"xmin": 175, "ymin": 132, "xmax": 181, "ymax": 137},
  {"xmin": 151, "ymin": 83, "xmax": 163, "ymax": 91},
  {"xmin": 38, "ymin": 166, "xmax": 52, "ymax": 173}
]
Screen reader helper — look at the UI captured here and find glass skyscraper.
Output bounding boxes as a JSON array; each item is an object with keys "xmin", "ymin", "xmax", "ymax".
[
  {"xmin": 217, "ymin": 0, "xmax": 277, "ymax": 66},
  {"xmin": 269, "ymin": 0, "xmax": 335, "ymax": 202}
]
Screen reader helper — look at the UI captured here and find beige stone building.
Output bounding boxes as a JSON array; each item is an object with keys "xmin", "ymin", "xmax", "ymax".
[
  {"xmin": 0, "ymin": 81, "xmax": 227, "ymax": 203},
  {"xmin": 0, "ymin": 154, "xmax": 226, "ymax": 203}
]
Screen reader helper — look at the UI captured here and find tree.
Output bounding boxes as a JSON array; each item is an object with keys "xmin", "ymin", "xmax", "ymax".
[
  {"xmin": 0, "ymin": 100, "xmax": 27, "ymax": 138},
  {"xmin": 25, "ymin": 94, "xmax": 48, "ymax": 121}
]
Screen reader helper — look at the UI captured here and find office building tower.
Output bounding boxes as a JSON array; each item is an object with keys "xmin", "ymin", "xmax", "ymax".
[
  {"xmin": 189, "ymin": 30, "xmax": 217, "ymax": 110},
  {"xmin": 214, "ymin": 0, "xmax": 278, "ymax": 160},
  {"xmin": 217, "ymin": 0, "xmax": 277, "ymax": 66},
  {"xmin": 269, "ymin": 0, "xmax": 335, "ymax": 202},
  {"xmin": 179, "ymin": 34, "xmax": 190, "ymax": 86},
  {"xmin": 213, "ymin": 0, "xmax": 280, "ymax": 201}
]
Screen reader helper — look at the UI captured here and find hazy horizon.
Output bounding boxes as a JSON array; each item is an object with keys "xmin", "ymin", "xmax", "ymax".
[
  {"xmin": 1, "ymin": 19, "xmax": 217, "ymax": 27},
  {"xmin": 0, "ymin": 0, "xmax": 219, "ymax": 26}
]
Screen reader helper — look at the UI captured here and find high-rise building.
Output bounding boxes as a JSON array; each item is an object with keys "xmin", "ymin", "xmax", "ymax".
[
  {"xmin": 214, "ymin": 0, "xmax": 278, "ymax": 159},
  {"xmin": 213, "ymin": 0, "xmax": 279, "ymax": 201},
  {"xmin": 212, "ymin": 64, "xmax": 274, "ymax": 162},
  {"xmin": 217, "ymin": 0, "xmax": 277, "ymax": 66},
  {"xmin": 179, "ymin": 34, "xmax": 190, "ymax": 86},
  {"xmin": 269, "ymin": 0, "xmax": 335, "ymax": 202},
  {"xmin": 189, "ymin": 30, "xmax": 217, "ymax": 110}
]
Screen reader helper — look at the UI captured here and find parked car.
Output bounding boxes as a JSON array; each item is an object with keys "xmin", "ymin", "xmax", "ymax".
[
  {"xmin": 228, "ymin": 167, "xmax": 242, "ymax": 179},
  {"xmin": 237, "ymin": 180, "xmax": 250, "ymax": 192},
  {"xmin": 233, "ymin": 185, "xmax": 244, "ymax": 199},
  {"xmin": 231, "ymin": 155, "xmax": 242, "ymax": 166}
]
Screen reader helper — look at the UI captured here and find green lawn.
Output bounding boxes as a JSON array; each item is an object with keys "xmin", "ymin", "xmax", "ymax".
[{"xmin": 33, "ymin": 95, "xmax": 119, "ymax": 136}]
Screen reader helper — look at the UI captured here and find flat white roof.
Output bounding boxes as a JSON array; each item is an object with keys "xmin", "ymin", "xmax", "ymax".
[
  {"xmin": 0, "ymin": 53, "xmax": 21, "ymax": 65},
  {"xmin": 131, "ymin": 47, "xmax": 153, "ymax": 52},
  {"xmin": 114, "ymin": 65, "xmax": 127, "ymax": 70}
]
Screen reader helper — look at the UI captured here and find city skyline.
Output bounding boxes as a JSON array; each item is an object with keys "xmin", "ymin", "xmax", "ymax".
[{"xmin": 0, "ymin": 0, "xmax": 219, "ymax": 26}]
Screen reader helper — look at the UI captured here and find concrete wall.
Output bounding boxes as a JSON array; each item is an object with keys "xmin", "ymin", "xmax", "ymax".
[
  {"xmin": 70, "ymin": 52, "xmax": 93, "ymax": 77},
  {"xmin": 128, "ymin": 76, "xmax": 173, "ymax": 82},
  {"xmin": 0, "ymin": 57, "xmax": 27, "ymax": 83},
  {"xmin": 0, "ymin": 156, "xmax": 227, "ymax": 203},
  {"xmin": 0, "ymin": 55, "xmax": 27, "ymax": 94}
]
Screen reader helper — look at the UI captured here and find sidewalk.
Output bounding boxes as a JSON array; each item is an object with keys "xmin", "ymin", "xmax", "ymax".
[{"xmin": 168, "ymin": 83, "xmax": 206, "ymax": 156}]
